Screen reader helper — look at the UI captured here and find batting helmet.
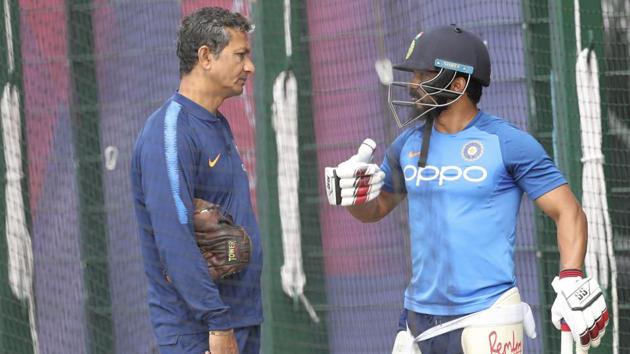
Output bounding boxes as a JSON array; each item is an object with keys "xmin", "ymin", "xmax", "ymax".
[{"xmin": 394, "ymin": 24, "xmax": 491, "ymax": 86}]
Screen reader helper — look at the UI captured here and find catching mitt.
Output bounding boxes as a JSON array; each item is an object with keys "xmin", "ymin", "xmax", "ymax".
[{"xmin": 193, "ymin": 198, "xmax": 252, "ymax": 280}]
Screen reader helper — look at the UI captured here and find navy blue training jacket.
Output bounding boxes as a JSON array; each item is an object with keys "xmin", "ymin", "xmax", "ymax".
[{"xmin": 131, "ymin": 93, "xmax": 262, "ymax": 345}]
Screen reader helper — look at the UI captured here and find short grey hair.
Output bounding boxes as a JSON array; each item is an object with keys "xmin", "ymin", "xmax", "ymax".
[{"xmin": 176, "ymin": 7, "xmax": 252, "ymax": 76}]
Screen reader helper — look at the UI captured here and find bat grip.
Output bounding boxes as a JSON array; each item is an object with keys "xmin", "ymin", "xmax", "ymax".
[{"xmin": 560, "ymin": 320, "xmax": 588, "ymax": 354}]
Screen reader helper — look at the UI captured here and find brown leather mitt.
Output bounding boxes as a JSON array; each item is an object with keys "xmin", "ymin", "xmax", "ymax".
[{"xmin": 193, "ymin": 198, "xmax": 252, "ymax": 280}]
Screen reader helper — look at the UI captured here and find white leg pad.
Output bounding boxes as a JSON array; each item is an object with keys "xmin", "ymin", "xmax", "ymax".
[
  {"xmin": 461, "ymin": 288, "xmax": 524, "ymax": 354},
  {"xmin": 392, "ymin": 328, "xmax": 422, "ymax": 354}
]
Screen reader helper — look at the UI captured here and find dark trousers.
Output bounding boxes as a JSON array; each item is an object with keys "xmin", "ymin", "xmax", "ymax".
[
  {"xmin": 403, "ymin": 309, "xmax": 467, "ymax": 354},
  {"xmin": 159, "ymin": 325, "xmax": 260, "ymax": 354}
]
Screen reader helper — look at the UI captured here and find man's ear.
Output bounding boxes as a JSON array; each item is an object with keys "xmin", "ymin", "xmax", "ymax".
[
  {"xmin": 197, "ymin": 45, "xmax": 215, "ymax": 70},
  {"xmin": 448, "ymin": 76, "xmax": 466, "ymax": 92},
  {"xmin": 450, "ymin": 76, "xmax": 467, "ymax": 93}
]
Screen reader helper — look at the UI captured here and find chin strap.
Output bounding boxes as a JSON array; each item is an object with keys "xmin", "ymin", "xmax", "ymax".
[
  {"xmin": 418, "ymin": 116, "xmax": 433, "ymax": 167},
  {"xmin": 417, "ymin": 108, "xmax": 443, "ymax": 167}
]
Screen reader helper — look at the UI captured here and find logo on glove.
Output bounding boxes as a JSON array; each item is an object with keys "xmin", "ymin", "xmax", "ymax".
[
  {"xmin": 574, "ymin": 288, "xmax": 589, "ymax": 301},
  {"xmin": 228, "ymin": 240, "xmax": 237, "ymax": 262}
]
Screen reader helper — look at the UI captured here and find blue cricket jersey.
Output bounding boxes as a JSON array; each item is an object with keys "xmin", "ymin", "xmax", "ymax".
[
  {"xmin": 131, "ymin": 93, "xmax": 262, "ymax": 345},
  {"xmin": 381, "ymin": 110, "xmax": 566, "ymax": 315}
]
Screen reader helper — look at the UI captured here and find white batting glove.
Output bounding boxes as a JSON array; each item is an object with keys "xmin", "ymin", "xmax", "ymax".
[
  {"xmin": 324, "ymin": 139, "xmax": 385, "ymax": 206},
  {"xmin": 551, "ymin": 269, "xmax": 609, "ymax": 351}
]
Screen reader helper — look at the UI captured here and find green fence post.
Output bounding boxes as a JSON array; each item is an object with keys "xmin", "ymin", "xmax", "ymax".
[
  {"xmin": 252, "ymin": 0, "xmax": 329, "ymax": 352},
  {"xmin": 65, "ymin": 1, "xmax": 113, "ymax": 353},
  {"xmin": 548, "ymin": 1, "xmax": 582, "ymax": 191}
]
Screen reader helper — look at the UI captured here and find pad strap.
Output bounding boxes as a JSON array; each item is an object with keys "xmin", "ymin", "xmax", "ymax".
[{"xmin": 414, "ymin": 302, "xmax": 537, "ymax": 342}]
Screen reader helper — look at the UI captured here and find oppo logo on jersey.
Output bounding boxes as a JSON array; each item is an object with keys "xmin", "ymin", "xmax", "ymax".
[{"xmin": 403, "ymin": 164, "xmax": 488, "ymax": 186}]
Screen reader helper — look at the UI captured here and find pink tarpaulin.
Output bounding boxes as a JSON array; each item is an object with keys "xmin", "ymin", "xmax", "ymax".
[{"xmin": 308, "ymin": 1, "xmax": 404, "ymax": 276}]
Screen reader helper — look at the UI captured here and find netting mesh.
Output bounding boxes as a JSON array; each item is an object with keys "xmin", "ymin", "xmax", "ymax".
[{"xmin": 0, "ymin": 0, "xmax": 628, "ymax": 353}]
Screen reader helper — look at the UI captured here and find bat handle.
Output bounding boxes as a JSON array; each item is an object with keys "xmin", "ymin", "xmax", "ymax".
[{"xmin": 560, "ymin": 320, "xmax": 588, "ymax": 354}]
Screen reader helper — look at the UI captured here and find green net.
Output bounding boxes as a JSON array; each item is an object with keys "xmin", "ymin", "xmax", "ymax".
[{"xmin": 0, "ymin": 1, "xmax": 628, "ymax": 353}]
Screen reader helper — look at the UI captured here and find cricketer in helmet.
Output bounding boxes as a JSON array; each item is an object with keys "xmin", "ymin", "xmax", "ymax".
[{"xmin": 326, "ymin": 24, "xmax": 608, "ymax": 354}]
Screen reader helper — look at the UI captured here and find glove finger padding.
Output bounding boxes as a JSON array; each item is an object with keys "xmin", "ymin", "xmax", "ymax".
[
  {"xmin": 338, "ymin": 171, "xmax": 385, "ymax": 189},
  {"xmin": 588, "ymin": 297, "xmax": 608, "ymax": 346},
  {"xmin": 338, "ymin": 189, "xmax": 381, "ymax": 206},
  {"xmin": 193, "ymin": 198, "xmax": 252, "ymax": 280},
  {"xmin": 339, "ymin": 182, "xmax": 384, "ymax": 198},
  {"xmin": 335, "ymin": 163, "xmax": 382, "ymax": 179}
]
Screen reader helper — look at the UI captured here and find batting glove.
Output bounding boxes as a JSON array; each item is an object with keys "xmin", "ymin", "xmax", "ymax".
[
  {"xmin": 551, "ymin": 269, "xmax": 609, "ymax": 351},
  {"xmin": 325, "ymin": 139, "xmax": 385, "ymax": 206}
]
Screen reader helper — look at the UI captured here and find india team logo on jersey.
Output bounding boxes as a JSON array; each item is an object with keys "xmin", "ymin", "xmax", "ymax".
[{"xmin": 461, "ymin": 140, "xmax": 484, "ymax": 161}]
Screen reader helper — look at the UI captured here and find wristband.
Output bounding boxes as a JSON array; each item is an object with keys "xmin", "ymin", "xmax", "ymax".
[
  {"xmin": 559, "ymin": 269, "xmax": 583, "ymax": 279},
  {"xmin": 210, "ymin": 329, "xmax": 234, "ymax": 336}
]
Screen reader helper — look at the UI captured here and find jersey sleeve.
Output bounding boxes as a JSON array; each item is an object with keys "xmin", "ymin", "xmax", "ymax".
[
  {"xmin": 380, "ymin": 129, "xmax": 413, "ymax": 194},
  {"xmin": 140, "ymin": 107, "xmax": 232, "ymax": 330},
  {"xmin": 500, "ymin": 126, "xmax": 567, "ymax": 200}
]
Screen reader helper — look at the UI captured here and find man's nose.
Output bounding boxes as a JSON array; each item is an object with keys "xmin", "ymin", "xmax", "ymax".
[{"xmin": 244, "ymin": 57, "xmax": 255, "ymax": 74}]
